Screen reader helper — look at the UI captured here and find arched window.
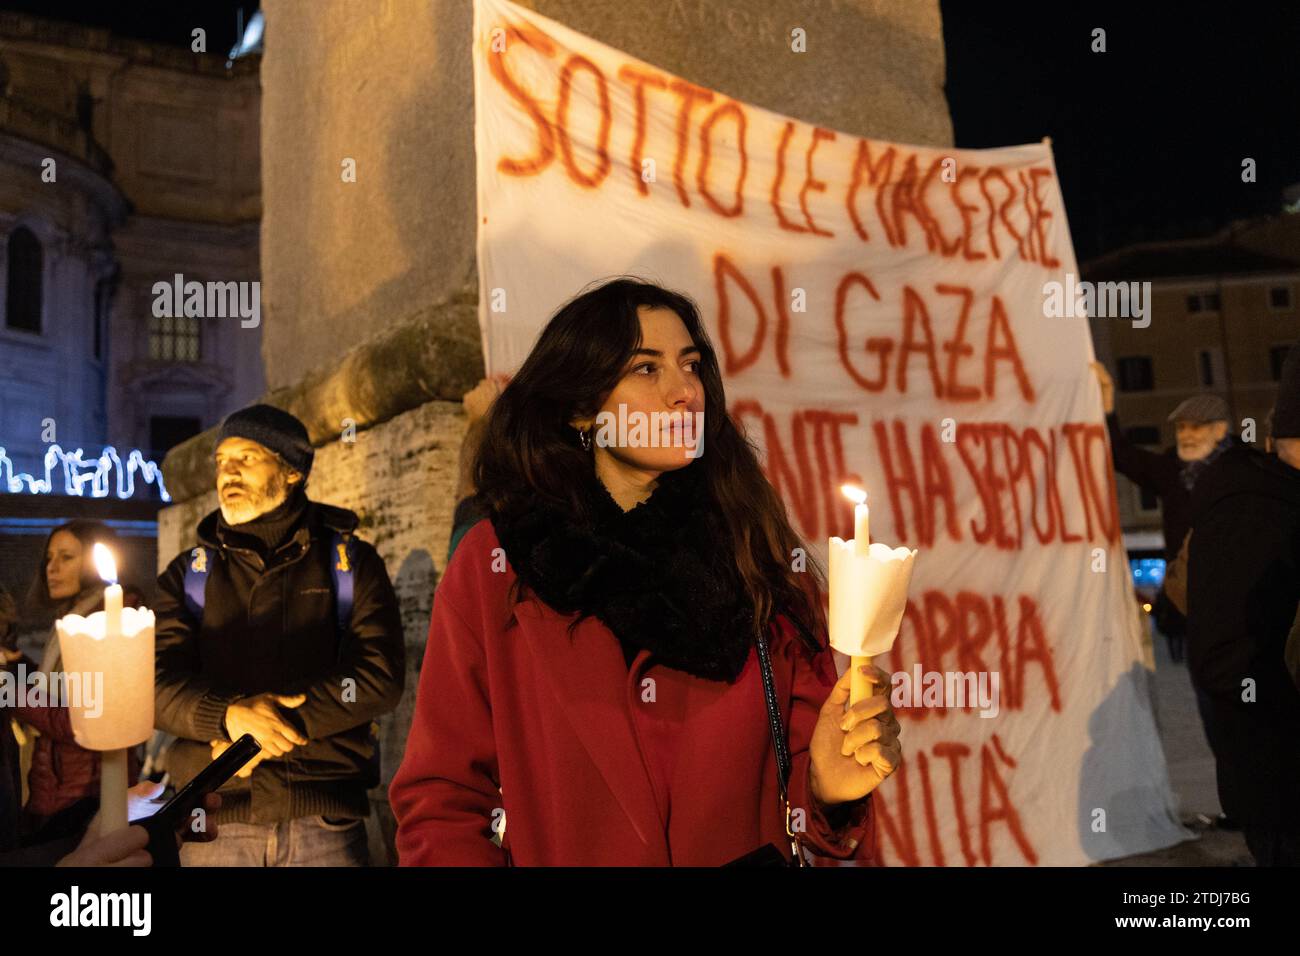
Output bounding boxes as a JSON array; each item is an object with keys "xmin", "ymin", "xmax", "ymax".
[{"xmin": 5, "ymin": 226, "xmax": 43, "ymax": 333}]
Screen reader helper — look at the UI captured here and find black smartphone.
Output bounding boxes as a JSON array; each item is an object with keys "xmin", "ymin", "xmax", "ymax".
[{"xmin": 142, "ymin": 733, "xmax": 262, "ymax": 866}]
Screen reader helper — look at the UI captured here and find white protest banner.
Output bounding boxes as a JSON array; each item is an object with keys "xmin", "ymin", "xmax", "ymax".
[{"xmin": 473, "ymin": 0, "xmax": 1188, "ymax": 865}]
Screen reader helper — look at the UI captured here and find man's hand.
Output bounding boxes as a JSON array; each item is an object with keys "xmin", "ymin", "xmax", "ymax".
[
  {"xmin": 463, "ymin": 374, "xmax": 509, "ymax": 424},
  {"xmin": 1090, "ymin": 361, "xmax": 1115, "ymax": 415},
  {"xmin": 58, "ymin": 824, "xmax": 151, "ymax": 867},
  {"xmin": 456, "ymin": 375, "xmax": 511, "ymax": 500},
  {"xmin": 125, "ymin": 779, "xmax": 222, "ymax": 848},
  {"xmin": 223, "ymin": 693, "xmax": 307, "ymax": 757},
  {"xmin": 60, "ymin": 781, "xmax": 222, "ymax": 866},
  {"xmin": 125, "ymin": 779, "xmax": 221, "ymax": 839}
]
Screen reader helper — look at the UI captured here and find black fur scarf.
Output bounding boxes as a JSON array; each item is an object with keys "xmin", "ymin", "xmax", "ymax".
[{"xmin": 490, "ymin": 461, "xmax": 758, "ymax": 682}]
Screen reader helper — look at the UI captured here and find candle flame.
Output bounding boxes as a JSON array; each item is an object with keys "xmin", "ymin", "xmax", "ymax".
[
  {"xmin": 840, "ymin": 484, "xmax": 867, "ymax": 505},
  {"xmin": 92, "ymin": 542, "xmax": 118, "ymax": 584}
]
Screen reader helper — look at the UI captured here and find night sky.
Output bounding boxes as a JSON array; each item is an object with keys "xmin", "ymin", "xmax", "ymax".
[
  {"xmin": 4, "ymin": 0, "xmax": 1297, "ymax": 262},
  {"xmin": 941, "ymin": 1, "xmax": 1299, "ymax": 260}
]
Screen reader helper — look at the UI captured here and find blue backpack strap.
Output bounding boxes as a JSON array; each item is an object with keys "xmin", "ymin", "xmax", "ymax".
[
  {"xmin": 182, "ymin": 546, "xmax": 211, "ymax": 619},
  {"xmin": 330, "ymin": 531, "xmax": 355, "ymax": 638},
  {"xmin": 330, "ymin": 530, "xmax": 375, "ymax": 769}
]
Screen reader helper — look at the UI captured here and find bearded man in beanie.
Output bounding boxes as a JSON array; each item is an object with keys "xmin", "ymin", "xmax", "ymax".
[
  {"xmin": 153, "ymin": 404, "xmax": 404, "ymax": 866},
  {"xmin": 1185, "ymin": 343, "xmax": 1300, "ymax": 866}
]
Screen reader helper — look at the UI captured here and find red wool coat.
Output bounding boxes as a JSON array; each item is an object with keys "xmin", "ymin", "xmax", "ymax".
[{"xmin": 390, "ymin": 519, "xmax": 877, "ymax": 866}]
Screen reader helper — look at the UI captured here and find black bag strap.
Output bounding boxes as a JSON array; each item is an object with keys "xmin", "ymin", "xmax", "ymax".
[{"xmin": 754, "ymin": 628, "xmax": 808, "ymax": 867}]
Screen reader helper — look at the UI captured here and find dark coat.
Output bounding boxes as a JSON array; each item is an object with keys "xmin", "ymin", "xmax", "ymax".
[
  {"xmin": 390, "ymin": 519, "xmax": 875, "ymax": 866},
  {"xmin": 154, "ymin": 500, "xmax": 405, "ymax": 824},
  {"xmin": 1105, "ymin": 413, "xmax": 1191, "ymax": 560},
  {"xmin": 1186, "ymin": 448, "xmax": 1300, "ymax": 827},
  {"xmin": 1, "ymin": 673, "xmax": 22, "ymax": 854},
  {"xmin": 1106, "ymin": 414, "xmax": 1249, "ymax": 635}
]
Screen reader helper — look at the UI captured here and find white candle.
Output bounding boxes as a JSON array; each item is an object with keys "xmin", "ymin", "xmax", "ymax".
[
  {"xmin": 833, "ymin": 484, "xmax": 915, "ymax": 707},
  {"xmin": 103, "ymin": 586, "xmax": 122, "ymax": 639},
  {"xmin": 99, "ymin": 750, "xmax": 128, "ymax": 838},
  {"xmin": 87, "ymin": 542, "xmax": 128, "ymax": 834},
  {"xmin": 855, "ymin": 500, "xmax": 870, "ymax": 555},
  {"xmin": 92, "ymin": 543, "xmax": 123, "ymax": 640},
  {"xmin": 840, "ymin": 484, "xmax": 870, "ymax": 556}
]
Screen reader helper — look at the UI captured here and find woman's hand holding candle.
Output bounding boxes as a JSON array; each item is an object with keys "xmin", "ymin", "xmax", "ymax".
[
  {"xmin": 809, "ymin": 662, "xmax": 902, "ymax": 804},
  {"xmin": 818, "ymin": 483, "xmax": 916, "ymax": 807}
]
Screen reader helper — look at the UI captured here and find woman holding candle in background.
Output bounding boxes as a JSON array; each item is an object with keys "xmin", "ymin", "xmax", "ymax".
[
  {"xmin": 392, "ymin": 278, "xmax": 902, "ymax": 865},
  {"xmin": 11, "ymin": 520, "xmax": 144, "ymax": 845}
]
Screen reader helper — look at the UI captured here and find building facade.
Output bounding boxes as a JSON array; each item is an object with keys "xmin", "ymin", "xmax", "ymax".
[
  {"xmin": 0, "ymin": 13, "xmax": 262, "ymax": 604},
  {"xmin": 0, "ymin": 13, "xmax": 262, "ymax": 475}
]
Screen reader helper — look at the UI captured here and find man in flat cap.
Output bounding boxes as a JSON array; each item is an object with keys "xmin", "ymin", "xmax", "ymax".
[
  {"xmin": 1092, "ymin": 363, "xmax": 1247, "ymax": 831},
  {"xmin": 153, "ymin": 404, "xmax": 404, "ymax": 865},
  {"xmin": 1092, "ymin": 363, "xmax": 1243, "ymax": 652},
  {"xmin": 1184, "ymin": 343, "xmax": 1300, "ymax": 865}
]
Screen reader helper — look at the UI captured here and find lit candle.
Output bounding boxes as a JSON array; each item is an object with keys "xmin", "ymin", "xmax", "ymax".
[
  {"xmin": 92, "ymin": 544, "xmax": 123, "ymax": 641},
  {"xmin": 55, "ymin": 543, "xmax": 154, "ymax": 835},
  {"xmin": 91, "ymin": 543, "xmax": 127, "ymax": 834},
  {"xmin": 840, "ymin": 484, "xmax": 870, "ymax": 556},
  {"xmin": 830, "ymin": 484, "xmax": 918, "ymax": 709}
]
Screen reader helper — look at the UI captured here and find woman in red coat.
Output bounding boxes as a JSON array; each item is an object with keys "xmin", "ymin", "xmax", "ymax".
[
  {"xmin": 391, "ymin": 278, "xmax": 902, "ymax": 865},
  {"xmin": 14, "ymin": 521, "xmax": 143, "ymax": 845}
]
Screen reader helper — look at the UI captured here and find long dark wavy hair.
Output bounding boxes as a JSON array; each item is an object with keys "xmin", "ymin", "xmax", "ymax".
[
  {"xmin": 25, "ymin": 519, "xmax": 121, "ymax": 613},
  {"xmin": 474, "ymin": 276, "xmax": 826, "ymax": 655}
]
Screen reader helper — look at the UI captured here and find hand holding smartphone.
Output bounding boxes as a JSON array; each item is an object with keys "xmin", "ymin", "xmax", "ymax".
[{"xmin": 142, "ymin": 733, "xmax": 262, "ymax": 866}]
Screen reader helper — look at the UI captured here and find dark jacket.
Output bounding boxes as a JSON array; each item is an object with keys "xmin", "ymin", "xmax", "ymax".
[
  {"xmin": 2, "ymin": 679, "xmax": 22, "ymax": 856},
  {"xmin": 1106, "ymin": 414, "xmax": 1249, "ymax": 636},
  {"xmin": 1105, "ymin": 413, "xmax": 1250, "ymax": 557},
  {"xmin": 154, "ymin": 500, "xmax": 405, "ymax": 825},
  {"xmin": 2, "ymin": 688, "xmax": 79, "ymax": 865},
  {"xmin": 1186, "ymin": 448, "xmax": 1300, "ymax": 827},
  {"xmin": 1105, "ymin": 413, "xmax": 1191, "ymax": 561}
]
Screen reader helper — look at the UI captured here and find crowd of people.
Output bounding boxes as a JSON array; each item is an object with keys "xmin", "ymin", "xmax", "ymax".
[
  {"xmin": 1, "ymin": 405, "xmax": 406, "ymax": 866},
  {"xmin": 2, "ymin": 276, "xmax": 1297, "ymax": 867},
  {"xmin": 0, "ymin": 278, "xmax": 896, "ymax": 868}
]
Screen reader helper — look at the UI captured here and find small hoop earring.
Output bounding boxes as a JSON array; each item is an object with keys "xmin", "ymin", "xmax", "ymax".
[{"xmin": 578, "ymin": 428, "xmax": 592, "ymax": 452}]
